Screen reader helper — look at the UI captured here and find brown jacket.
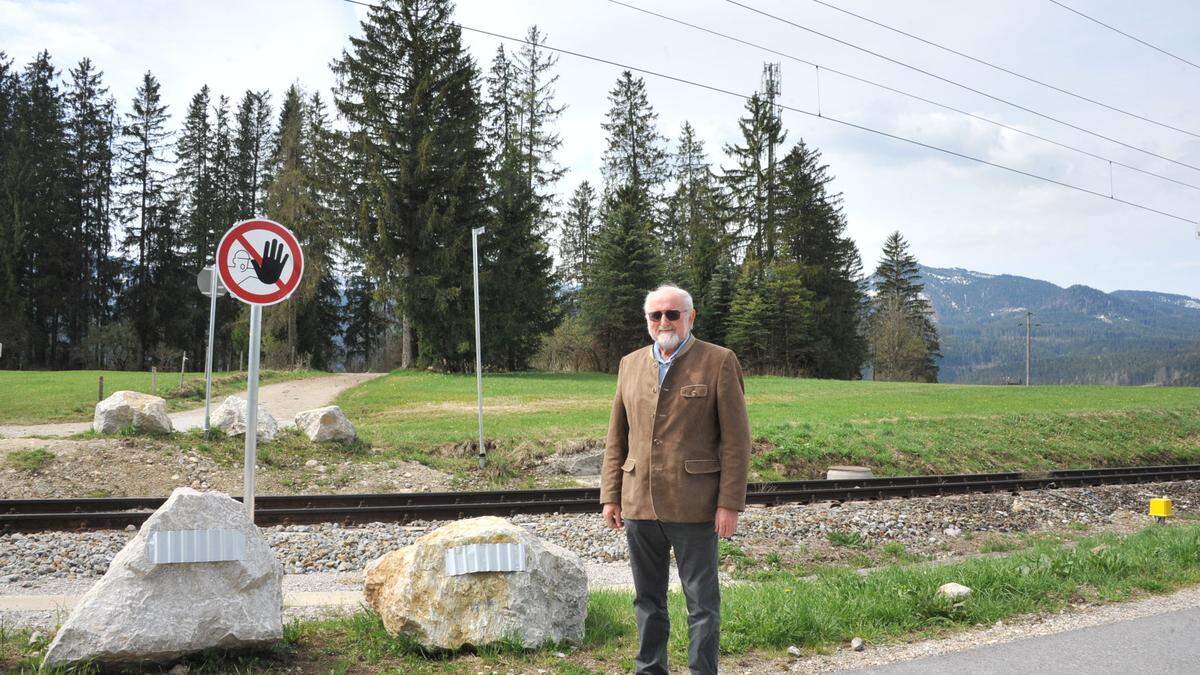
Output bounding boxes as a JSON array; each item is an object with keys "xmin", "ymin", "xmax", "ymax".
[{"xmin": 600, "ymin": 338, "xmax": 752, "ymax": 522}]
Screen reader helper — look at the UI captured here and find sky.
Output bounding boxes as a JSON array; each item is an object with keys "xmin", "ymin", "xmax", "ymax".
[{"xmin": 3, "ymin": 0, "xmax": 1200, "ymax": 296}]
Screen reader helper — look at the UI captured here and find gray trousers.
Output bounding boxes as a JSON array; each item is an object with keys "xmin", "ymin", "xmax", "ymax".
[{"xmin": 624, "ymin": 519, "xmax": 720, "ymax": 675}]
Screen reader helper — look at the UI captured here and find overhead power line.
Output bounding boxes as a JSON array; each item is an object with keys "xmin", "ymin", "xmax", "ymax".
[
  {"xmin": 1047, "ymin": 0, "xmax": 1200, "ymax": 72},
  {"xmin": 338, "ymin": 0, "xmax": 1195, "ymax": 226},
  {"xmin": 607, "ymin": 0, "xmax": 1200, "ymax": 194},
  {"xmin": 722, "ymin": 0, "xmax": 1200, "ymax": 174},
  {"xmin": 804, "ymin": 0, "xmax": 1200, "ymax": 140}
]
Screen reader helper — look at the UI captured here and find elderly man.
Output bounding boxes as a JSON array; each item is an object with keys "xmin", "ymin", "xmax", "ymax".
[{"xmin": 600, "ymin": 284, "xmax": 752, "ymax": 675}]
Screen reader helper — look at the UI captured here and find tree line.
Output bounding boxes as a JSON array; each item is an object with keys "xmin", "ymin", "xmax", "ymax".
[{"xmin": 0, "ymin": 0, "xmax": 940, "ymax": 381}]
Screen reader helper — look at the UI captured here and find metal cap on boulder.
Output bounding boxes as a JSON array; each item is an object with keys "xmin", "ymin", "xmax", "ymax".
[
  {"xmin": 364, "ymin": 516, "xmax": 587, "ymax": 650},
  {"xmin": 93, "ymin": 390, "xmax": 174, "ymax": 434},
  {"xmin": 42, "ymin": 488, "xmax": 284, "ymax": 668},
  {"xmin": 826, "ymin": 465, "xmax": 874, "ymax": 480},
  {"xmin": 294, "ymin": 405, "xmax": 357, "ymax": 442},
  {"xmin": 213, "ymin": 395, "xmax": 278, "ymax": 441}
]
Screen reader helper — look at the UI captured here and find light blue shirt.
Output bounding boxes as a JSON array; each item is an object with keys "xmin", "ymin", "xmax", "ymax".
[{"xmin": 652, "ymin": 334, "xmax": 692, "ymax": 386}]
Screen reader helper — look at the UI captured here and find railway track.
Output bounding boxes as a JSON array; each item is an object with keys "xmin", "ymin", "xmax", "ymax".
[{"xmin": 3, "ymin": 464, "xmax": 1198, "ymax": 533}]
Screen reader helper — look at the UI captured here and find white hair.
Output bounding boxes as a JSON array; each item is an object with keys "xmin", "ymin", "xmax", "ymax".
[{"xmin": 644, "ymin": 284, "xmax": 694, "ymax": 312}]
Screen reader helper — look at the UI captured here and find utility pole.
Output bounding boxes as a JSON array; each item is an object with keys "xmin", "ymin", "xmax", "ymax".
[{"xmin": 1018, "ymin": 311, "xmax": 1041, "ymax": 386}]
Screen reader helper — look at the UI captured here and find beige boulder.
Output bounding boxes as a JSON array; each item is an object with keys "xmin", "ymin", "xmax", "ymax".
[
  {"xmin": 294, "ymin": 405, "xmax": 356, "ymax": 442},
  {"xmin": 93, "ymin": 391, "xmax": 173, "ymax": 434},
  {"xmin": 364, "ymin": 516, "xmax": 587, "ymax": 650}
]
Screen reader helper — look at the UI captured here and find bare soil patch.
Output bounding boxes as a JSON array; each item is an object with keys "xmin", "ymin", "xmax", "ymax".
[{"xmin": 0, "ymin": 436, "xmax": 452, "ymax": 499}]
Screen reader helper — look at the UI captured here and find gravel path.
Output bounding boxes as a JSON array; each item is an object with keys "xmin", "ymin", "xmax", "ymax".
[{"xmin": 0, "ymin": 372, "xmax": 383, "ymax": 439}]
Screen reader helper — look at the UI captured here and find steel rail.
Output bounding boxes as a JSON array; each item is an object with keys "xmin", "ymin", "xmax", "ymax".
[{"xmin": 2, "ymin": 465, "xmax": 1197, "ymax": 533}]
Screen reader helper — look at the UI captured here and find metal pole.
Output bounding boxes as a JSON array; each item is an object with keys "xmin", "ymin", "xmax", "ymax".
[
  {"xmin": 179, "ymin": 352, "xmax": 187, "ymax": 389},
  {"xmin": 244, "ymin": 304, "xmax": 262, "ymax": 519},
  {"xmin": 151, "ymin": 366, "xmax": 157, "ymax": 394},
  {"xmin": 1025, "ymin": 311, "xmax": 1032, "ymax": 387},
  {"xmin": 204, "ymin": 266, "xmax": 218, "ymax": 435},
  {"xmin": 472, "ymin": 226, "xmax": 486, "ymax": 469},
  {"xmin": 98, "ymin": 376, "xmax": 104, "ymax": 402}
]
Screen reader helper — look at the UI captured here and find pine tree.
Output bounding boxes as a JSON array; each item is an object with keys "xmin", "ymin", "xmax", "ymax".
[
  {"xmin": 777, "ymin": 141, "xmax": 868, "ymax": 379},
  {"xmin": 871, "ymin": 231, "xmax": 940, "ymax": 381},
  {"xmin": 582, "ymin": 184, "xmax": 662, "ymax": 371},
  {"xmin": 334, "ymin": 0, "xmax": 489, "ymax": 370},
  {"xmin": 116, "ymin": 71, "xmax": 173, "ymax": 366}
]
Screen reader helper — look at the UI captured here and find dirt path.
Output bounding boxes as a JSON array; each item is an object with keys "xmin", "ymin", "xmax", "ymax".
[{"xmin": 0, "ymin": 373, "xmax": 384, "ymax": 439}]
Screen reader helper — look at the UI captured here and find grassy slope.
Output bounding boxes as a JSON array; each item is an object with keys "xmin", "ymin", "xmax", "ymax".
[
  {"xmin": 0, "ymin": 370, "xmax": 323, "ymax": 424},
  {"xmin": 337, "ymin": 371, "xmax": 1200, "ymax": 477}
]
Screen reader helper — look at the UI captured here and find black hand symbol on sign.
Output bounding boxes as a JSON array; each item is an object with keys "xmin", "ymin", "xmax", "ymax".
[{"xmin": 251, "ymin": 239, "xmax": 289, "ymax": 285}]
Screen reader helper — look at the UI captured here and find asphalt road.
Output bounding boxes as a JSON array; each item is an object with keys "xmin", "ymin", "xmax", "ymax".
[{"xmin": 847, "ymin": 606, "xmax": 1200, "ymax": 674}]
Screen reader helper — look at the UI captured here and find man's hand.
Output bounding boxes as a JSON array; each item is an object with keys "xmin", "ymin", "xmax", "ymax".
[
  {"xmin": 251, "ymin": 239, "xmax": 289, "ymax": 285},
  {"xmin": 715, "ymin": 507, "xmax": 739, "ymax": 538},
  {"xmin": 602, "ymin": 502, "xmax": 624, "ymax": 530}
]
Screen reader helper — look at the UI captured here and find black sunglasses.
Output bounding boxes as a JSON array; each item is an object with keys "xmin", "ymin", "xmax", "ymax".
[{"xmin": 646, "ymin": 310, "xmax": 683, "ymax": 321}]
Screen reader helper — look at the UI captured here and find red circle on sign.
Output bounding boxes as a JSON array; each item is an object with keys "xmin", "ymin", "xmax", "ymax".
[{"xmin": 216, "ymin": 219, "xmax": 305, "ymax": 306}]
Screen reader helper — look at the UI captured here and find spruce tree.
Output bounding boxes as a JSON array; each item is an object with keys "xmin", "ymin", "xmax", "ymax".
[
  {"xmin": 558, "ymin": 180, "xmax": 597, "ymax": 289},
  {"xmin": 16, "ymin": 52, "xmax": 75, "ymax": 367},
  {"xmin": 334, "ymin": 0, "xmax": 489, "ymax": 370},
  {"xmin": 871, "ymin": 231, "xmax": 940, "ymax": 381},
  {"xmin": 600, "ymin": 70, "xmax": 667, "ymax": 209},
  {"xmin": 116, "ymin": 71, "xmax": 173, "ymax": 366},
  {"xmin": 777, "ymin": 141, "xmax": 868, "ymax": 379},
  {"xmin": 724, "ymin": 92, "xmax": 785, "ymax": 262},
  {"xmin": 582, "ymin": 184, "xmax": 661, "ymax": 371},
  {"xmin": 515, "ymin": 25, "xmax": 565, "ymax": 226},
  {"xmin": 233, "ymin": 89, "xmax": 272, "ymax": 218},
  {"xmin": 663, "ymin": 121, "xmax": 733, "ymax": 337},
  {"xmin": 481, "ymin": 39, "xmax": 561, "ymax": 370},
  {"xmin": 0, "ymin": 53, "xmax": 23, "ymax": 366},
  {"xmin": 64, "ymin": 58, "xmax": 116, "ymax": 358}
]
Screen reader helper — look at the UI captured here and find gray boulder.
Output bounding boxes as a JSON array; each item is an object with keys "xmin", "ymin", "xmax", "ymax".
[
  {"xmin": 93, "ymin": 390, "xmax": 173, "ymax": 434},
  {"xmin": 294, "ymin": 405, "xmax": 357, "ymax": 442},
  {"xmin": 364, "ymin": 516, "xmax": 587, "ymax": 650},
  {"xmin": 42, "ymin": 488, "xmax": 283, "ymax": 668},
  {"xmin": 213, "ymin": 395, "xmax": 278, "ymax": 441}
]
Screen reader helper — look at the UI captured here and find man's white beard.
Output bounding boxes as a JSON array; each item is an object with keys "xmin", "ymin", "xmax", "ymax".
[{"xmin": 655, "ymin": 329, "xmax": 683, "ymax": 353}]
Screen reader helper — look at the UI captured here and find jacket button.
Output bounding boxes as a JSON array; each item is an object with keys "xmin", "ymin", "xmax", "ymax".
[
  {"xmin": 653, "ymin": 438, "xmax": 662, "ymax": 445},
  {"xmin": 651, "ymin": 386, "xmax": 658, "ymax": 393}
]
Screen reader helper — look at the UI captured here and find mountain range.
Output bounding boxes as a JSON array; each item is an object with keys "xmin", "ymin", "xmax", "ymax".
[{"xmin": 914, "ymin": 266, "xmax": 1200, "ymax": 385}]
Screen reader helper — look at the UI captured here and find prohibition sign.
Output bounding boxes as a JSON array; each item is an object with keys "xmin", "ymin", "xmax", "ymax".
[{"xmin": 217, "ymin": 219, "xmax": 304, "ymax": 306}]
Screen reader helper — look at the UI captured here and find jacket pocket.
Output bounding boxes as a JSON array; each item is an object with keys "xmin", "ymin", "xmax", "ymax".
[
  {"xmin": 621, "ymin": 458, "xmax": 636, "ymax": 473},
  {"xmin": 684, "ymin": 459, "xmax": 720, "ymax": 474},
  {"xmin": 681, "ymin": 384, "xmax": 709, "ymax": 398}
]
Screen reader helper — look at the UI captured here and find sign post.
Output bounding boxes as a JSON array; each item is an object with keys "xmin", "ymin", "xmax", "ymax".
[
  {"xmin": 196, "ymin": 264, "xmax": 228, "ymax": 435},
  {"xmin": 216, "ymin": 219, "xmax": 304, "ymax": 520},
  {"xmin": 472, "ymin": 226, "xmax": 486, "ymax": 469}
]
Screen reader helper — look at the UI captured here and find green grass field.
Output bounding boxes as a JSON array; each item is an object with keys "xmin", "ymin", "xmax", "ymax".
[
  {"xmin": 0, "ymin": 369, "xmax": 321, "ymax": 424},
  {"xmin": 336, "ymin": 371, "xmax": 1200, "ymax": 477}
]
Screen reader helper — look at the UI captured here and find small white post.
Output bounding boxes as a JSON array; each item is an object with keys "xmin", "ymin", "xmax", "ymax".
[
  {"xmin": 244, "ymin": 304, "xmax": 263, "ymax": 520},
  {"xmin": 204, "ymin": 265, "xmax": 218, "ymax": 435},
  {"xmin": 472, "ymin": 226, "xmax": 486, "ymax": 469}
]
